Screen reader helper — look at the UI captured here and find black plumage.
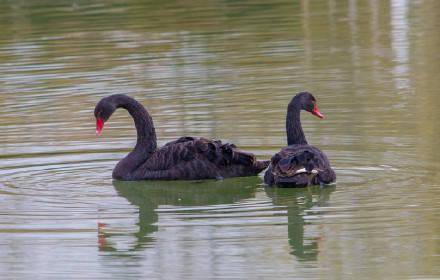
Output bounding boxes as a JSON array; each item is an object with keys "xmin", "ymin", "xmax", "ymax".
[
  {"xmin": 94, "ymin": 94, "xmax": 269, "ymax": 181},
  {"xmin": 264, "ymin": 92, "xmax": 336, "ymax": 187}
]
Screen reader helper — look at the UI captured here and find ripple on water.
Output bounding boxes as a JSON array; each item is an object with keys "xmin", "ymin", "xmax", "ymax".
[{"xmin": 1, "ymin": 0, "xmax": 439, "ymax": 278}]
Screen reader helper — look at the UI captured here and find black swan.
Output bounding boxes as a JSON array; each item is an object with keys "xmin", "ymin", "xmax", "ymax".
[
  {"xmin": 94, "ymin": 94, "xmax": 269, "ymax": 181},
  {"xmin": 264, "ymin": 92, "xmax": 336, "ymax": 187}
]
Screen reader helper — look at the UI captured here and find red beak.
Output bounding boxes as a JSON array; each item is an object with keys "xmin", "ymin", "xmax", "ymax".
[
  {"xmin": 311, "ymin": 104, "xmax": 325, "ymax": 119},
  {"xmin": 96, "ymin": 118, "xmax": 104, "ymax": 135}
]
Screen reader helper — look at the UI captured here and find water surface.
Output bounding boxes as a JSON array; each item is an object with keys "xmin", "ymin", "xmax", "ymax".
[{"xmin": 0, "ymin": 0, "xmax": 439, "ymax": 279}]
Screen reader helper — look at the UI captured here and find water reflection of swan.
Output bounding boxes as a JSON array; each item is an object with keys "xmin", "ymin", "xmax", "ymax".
[
  {"xmin": 264, "ymin": 185, "xmax": 335, "ymax": 261},
  {"xmin": 99, "ymin": 178, "xmax": 259, "ymax": 252}
]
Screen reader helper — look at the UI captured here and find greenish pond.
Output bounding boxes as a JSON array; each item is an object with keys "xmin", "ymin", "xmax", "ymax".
[{"xmin": 0, "ymin": 0, "xmax": 439, "ymax": 279}]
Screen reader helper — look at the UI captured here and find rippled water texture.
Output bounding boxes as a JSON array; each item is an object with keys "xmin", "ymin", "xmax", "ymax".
[{"xmin": 1, "ymin": 0, "xmax": 439, "ymax": 279}]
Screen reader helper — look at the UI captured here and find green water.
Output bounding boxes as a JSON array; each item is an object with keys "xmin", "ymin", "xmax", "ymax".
[{"xmin": 0, "ymin": 0, "xmax": 439, "ymax": 279}]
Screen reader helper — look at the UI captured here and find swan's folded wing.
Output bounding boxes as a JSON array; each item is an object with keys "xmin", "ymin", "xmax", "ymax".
[
  {"xmin": 164, "ymin": 136, "xmax": 196, "ymax": 146},
  {"xmin": 265, "ymin": 144, "xmax": 336, "ymax": 186},
  {"xmin": 140, "ymin": 137, "xmax": 263, "ymax": 171},
  {"xmin": 130, "ymin": 137, "xmax": 268, "ymax": 180},
  {"xmin": 271, "ymin": 150, "xmax": 316, "ymax": 177}
]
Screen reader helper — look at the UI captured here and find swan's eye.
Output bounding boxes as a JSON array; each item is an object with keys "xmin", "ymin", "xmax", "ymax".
[{"xmin": 304, "ymin": 100, "xmax": 314, "ymax": 112}]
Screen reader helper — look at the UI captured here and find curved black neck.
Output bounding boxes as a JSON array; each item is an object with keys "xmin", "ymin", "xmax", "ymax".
[
  {"xmin": 286, "ymin": 99, "xmax": 308, "ymax": 145},
  {"xmin": 113, "ymin": 95, "xmax": 157, "ymax": 179}
]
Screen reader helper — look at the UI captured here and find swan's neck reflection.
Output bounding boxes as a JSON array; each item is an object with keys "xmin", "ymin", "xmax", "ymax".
[
  {"xmin": 265, "ymin": 185, "xmax": 335, "ymax": 261},
  {"xmin": 101, "ymin": 178, "xmax": 259, "ymax": 252}
]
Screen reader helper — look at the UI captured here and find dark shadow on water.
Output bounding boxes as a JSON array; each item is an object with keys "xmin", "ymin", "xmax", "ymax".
[
  {"xmin": 100, "ymin": 177, "xmax": 259, "ymax": 253},
  {"xmin": 264, "ymin": 185, "xmax": 335, "ymax": 262}
]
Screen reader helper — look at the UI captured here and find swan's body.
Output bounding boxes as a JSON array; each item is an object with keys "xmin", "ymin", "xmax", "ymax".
[
  {"xmin": 94, "ymin": 94, "xmax": 269, "ymax": 181},
  {"xmin": 264, "ymin": 92, "xmax": 336, "ymax": 187},
  {"xmin": 264, "ymin": 144, "xmax": 335, "ymax": 187},
  {"xmin": 115, "ymin": 135, "xmax": 268, "ymax": 181}
]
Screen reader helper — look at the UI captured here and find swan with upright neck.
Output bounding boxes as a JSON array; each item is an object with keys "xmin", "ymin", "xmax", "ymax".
[
  {"xmin": 94, "ymin": 94, "xmax": 269, "ymax": 181},
  {"xmin": 264, "ymin": 92, "xmax": 336, "ymax": 187}
]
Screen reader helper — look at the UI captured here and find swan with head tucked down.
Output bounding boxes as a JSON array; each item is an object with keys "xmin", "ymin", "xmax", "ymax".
[
  {"xmin": 94, "ymin": 94, "xmax": 269, "ymax": 181},
  {"xmin": 264, "ymin": 92, "xmax": 336, "ymax": 187}
]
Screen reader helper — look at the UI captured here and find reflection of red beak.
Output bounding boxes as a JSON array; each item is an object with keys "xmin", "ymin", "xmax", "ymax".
[
  {"xmin": 96, "ymin": 118, "xmax": 104, "ymax": 135},
  {"xmin": 98, "ymin": 222, "xmax": 107, "ymax": 250},
  {"xmin": 311, "ymin": 104, "xmax": 325, "ymax": 119}
]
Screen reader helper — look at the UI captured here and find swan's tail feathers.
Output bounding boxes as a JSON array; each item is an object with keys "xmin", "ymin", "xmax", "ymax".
[
  {"xmin": 192, "ymin": 138, "xmax": 269, "ymax": 174},
  {"xmin": 270, "ymin": 150, "xmax": 320, "ymax": 187},
  {"xmin": 230, "ymin": 149, "xmax": 269, "ymax": 173},
  {"xmin": 254, "ymin": 160, "xmax": 270, "ymax": 173},
  {"xmin": 231, "ymin": 150, "xmax": 254, "ymax": 166}
]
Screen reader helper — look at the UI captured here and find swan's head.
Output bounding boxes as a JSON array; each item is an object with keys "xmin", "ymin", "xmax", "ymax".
[
  {"xmin": 293, "ymin": 92, "xmax": 324, "ymax": 119},
  {"xmin": 94, "ymin": 95, "xmax": 119, "ymax": 135}
]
